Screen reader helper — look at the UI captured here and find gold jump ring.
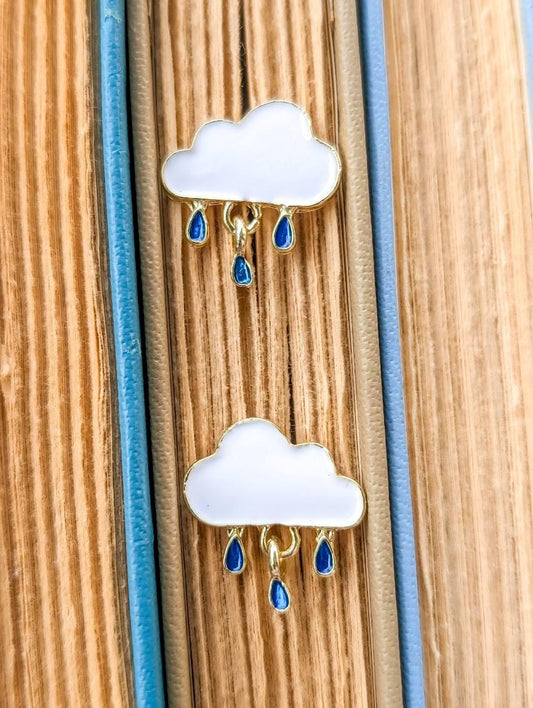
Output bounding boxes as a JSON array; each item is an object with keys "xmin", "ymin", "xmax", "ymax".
[
  {"xmin": 260, "ymin": 526, "xmax": 300, "ymax": 559},
  {"xmin": 223, "ymin": 201, "xmax": 262, "ymax": 235}
]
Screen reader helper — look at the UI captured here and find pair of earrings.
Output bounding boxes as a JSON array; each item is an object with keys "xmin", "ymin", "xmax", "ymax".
[
  {"xmin": 163, "ymin": 103, "xmax": 366, "ymax": 613},
  {"xmin": 162, "ymin": 100, "xmax": 341, "ymax": 287}
]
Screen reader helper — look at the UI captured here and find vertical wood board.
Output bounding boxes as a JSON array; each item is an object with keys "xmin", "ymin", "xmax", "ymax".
[
  {"xmin": 153, "ymin": 0, "xmax": 377, "ymax": 704},
  {"xmin": 385, "ymin": 0, "xmax": 533, "ymax": 704},
  {"xmin": 0, "ymin": 2, "xmax": 133, "ymax": 705}
]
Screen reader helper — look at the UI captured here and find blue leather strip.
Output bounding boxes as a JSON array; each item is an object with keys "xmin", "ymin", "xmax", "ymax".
[
  {"xmin": 522, "ymin": 0, "xmax": 533, "ymax": 133},
  {"xmin": 357, "ymin": 2, "xmax": 426, "ymax": 705},
  {"xmin": 99, "ymin": 2, "xmax": 165, "ymax": 705}
]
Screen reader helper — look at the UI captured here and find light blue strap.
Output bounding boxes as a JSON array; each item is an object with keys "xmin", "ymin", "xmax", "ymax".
[
  {"xmin": 99, "ymin": 1, "xmax": 165, "ymax": 704},
  {"xmin": 357, "ymin": 2, "xmax": 425, "ymax": 705},
  {"xmin": 522, "ymin": 0, "xmax": 533, "ymax": 131}
]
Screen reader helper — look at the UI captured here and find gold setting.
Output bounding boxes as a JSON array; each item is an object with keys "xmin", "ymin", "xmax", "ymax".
[
  {"xmin": 183, "ymin": 417, "xmax": 366, "ymax": 529},
  {"xmin": 260, "ymin": 525, "xmax": 301, "ymax": 559},
  {"xmin": 161, "ymin": 100, "xmax": 342, "ymax": 210}
]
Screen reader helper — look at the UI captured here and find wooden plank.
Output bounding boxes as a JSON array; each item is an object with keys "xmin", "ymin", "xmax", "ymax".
[
  {"xmin": 0, "ymin": 1, "xmax": 133, "ymax": 705},
  {"xmin": 385, "ymin": 0, "xmax": 533, "ymax": 704},
  {"xmin": 153, "ymin": 0, "xmax": 376, "ymax": 704}
]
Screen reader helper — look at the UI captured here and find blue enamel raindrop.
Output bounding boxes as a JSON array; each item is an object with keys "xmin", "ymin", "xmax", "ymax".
[
  {"xmin": 232, "ymin": 256, "xmax": 253, "ymax": 286},
  {"xmin": 269, "ymin": 579, "xmax": 290, "ymax": 612},
  {"xmin": 273, "ymin": 215, "xmax": 294, "ymax": 251},
  {"xmin": 223, "ymin": 534, "xmax": 245, "ymax": 574},
  {"xmin": 314, "ymin": 537, "xmax": 335, "ymax": 576},
  {"xmin": 187, "ymin": 208, "xmax": 208, "ymax": 244}
]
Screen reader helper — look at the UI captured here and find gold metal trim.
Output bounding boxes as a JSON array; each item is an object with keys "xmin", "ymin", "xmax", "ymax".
[
  {"xmin": 260, "ymin": 526, "xmax": 301, "ymax": 560},
  {"xmin": 161, "ymin": 99, "xmax": 342, "ymax": 212},
  {"xmin": 183, "ymin": 417, "xmax": 367, "ymax": 530}
]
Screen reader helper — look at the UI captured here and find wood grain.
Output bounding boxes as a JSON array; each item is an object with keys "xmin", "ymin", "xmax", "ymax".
[
  {"xmin": 0, "ymin": 1, "xmax": 133, "ymax": 705},
  {"xmin": 385, "ymin": 0, "xmax": 533, "ymax": 704},
  {"xmin": 153, "ymin": 0, "xmax": 375, "ymax": 705}
]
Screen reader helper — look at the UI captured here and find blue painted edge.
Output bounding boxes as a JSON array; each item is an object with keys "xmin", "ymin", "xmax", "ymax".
[
  {"xmin": 99, "ymin": 1, "xmax": 165, "ymax": 705},
  {"xmin": 357, "ymin": 2, "xmax": 425, "ymax": 705},
  {"xmin": 522, "ymin": 0, "xmax": 533, "ymax": 138}
]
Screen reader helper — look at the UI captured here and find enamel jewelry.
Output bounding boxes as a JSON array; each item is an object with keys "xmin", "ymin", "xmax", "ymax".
[
  {"xmin": 184, "ymin": 418, "xmax": 366, "ymax": 613},
  {"xmin": 162, "ymin": 101, "xmax": 341, "ymax": 286}
]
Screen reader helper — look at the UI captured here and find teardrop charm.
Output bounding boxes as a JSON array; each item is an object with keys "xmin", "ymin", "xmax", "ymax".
[
  {"xmin": 186, "ymin": 205, "xmax": 208, "ymax": 245},
  {"xmin": 314, "ymin": 533, "xmax": 335, "ymax": 576},
  {"xmin": 268, "ymin": 578, "xmax": 291, "ymax": 612},
  {"xmin": 232, "ymin": 255, "xmax": 253, "ymax": 287},
  {"xmin": 273, "ymin": 211, "xmax": 295, "ymax": 252},
  {"xmin": 223, "ymin": 531, "xmax": 246, "ymax": 574}
]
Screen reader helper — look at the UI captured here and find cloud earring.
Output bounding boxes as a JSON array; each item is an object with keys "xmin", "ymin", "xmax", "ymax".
[
  {"xmin": 184, "ymin": 418, "xmax": 366, "ymax": 613},
  {"xmin": 162, "ymin": 101, "xmax": 341, "ymax": 286}
]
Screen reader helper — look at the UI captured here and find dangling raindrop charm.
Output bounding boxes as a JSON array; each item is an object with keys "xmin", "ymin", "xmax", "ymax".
[
  {"xmin": 223, "ymin": 528, "xmax": 246, "ymax": 574},
  {"xmin": 269, "ymin": 578, "xmax": 291, "ymax": 612},
  {"xmin": 314, "ymin": 530, "xmax": 335, "ymax": 576},
  {"xmin": 232, "ymin": 255, "xmax": 253, "ymax": 287},
  {"xmin": 273, "ymin": 208, "xmax": 295, "ymax": 252},
  {"xmin": 186, "ymin": 201, "xmax": 208, "ymax": 246},
  {"xmin": 225, "ymin": 202, "xmax": 261, "ymax": 288},
  {"xmin": 262, "ymin": 527, "xmax": 299, "ymax": 614}
]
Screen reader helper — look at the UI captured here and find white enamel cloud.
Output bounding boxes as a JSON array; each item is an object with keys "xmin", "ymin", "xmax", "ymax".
[
  {"xmin": 162, "ymin": 101, "xmax": 341, "ymax": 208},
  {"xmin": 184, "ymin": 418, "xmax": 365, "ymax": 528}
]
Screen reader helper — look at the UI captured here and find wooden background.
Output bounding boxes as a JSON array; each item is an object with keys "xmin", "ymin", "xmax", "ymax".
[
  {"xmin": 2, "ymin": 0, "xmax": 533, "ymax": 706},
  {"xmin": 0, "ymin": 1, "xmax": 132, "ymax": 706},
  {"xmin": 385, "ymin": 0, "xmax": 533, "ymax": 705},
  {"xmin": 154, "ymin": 0, "xmax": 375, "ymax": 705}
]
